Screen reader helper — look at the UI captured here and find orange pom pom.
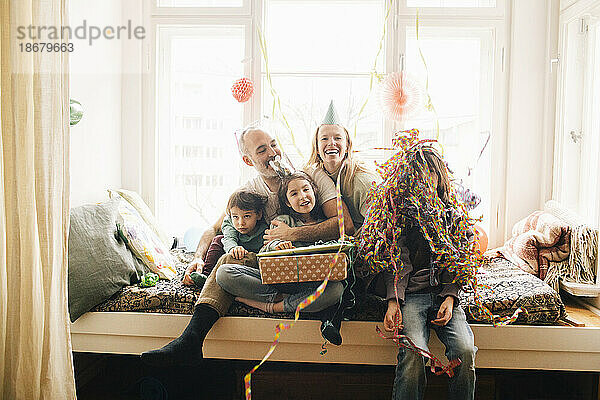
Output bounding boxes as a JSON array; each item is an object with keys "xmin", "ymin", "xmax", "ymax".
[{"xmin": 231, "ymin": 77, "xmax": 254, "ymax": 103}]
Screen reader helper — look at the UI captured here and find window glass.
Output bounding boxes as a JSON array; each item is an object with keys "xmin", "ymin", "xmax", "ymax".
[
  {"xmin": 156, "ymin": 25, "xmax": 246, "ymax": 234},
  {"xmin": 157, "ymin": 0, "xmax": 243, "ymax": 7},
  {"xmin": 406, "ymin": 0, "xmax": 496, "ymax": 7},
  {"xmin": 403, "ymin": 26, "xmax": 494, "ymax": 228},
  {"xmin": 263, "ymin": 0, "xmax": 385, "ymax": 169}
]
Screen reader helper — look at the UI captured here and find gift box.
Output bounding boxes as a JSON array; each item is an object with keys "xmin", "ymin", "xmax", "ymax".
[{"xmin": 259, "ymin": 252, "xmax": 348, "ymax": 284}]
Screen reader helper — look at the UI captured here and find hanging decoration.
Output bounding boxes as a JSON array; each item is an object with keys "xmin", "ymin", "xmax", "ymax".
[
  {"xmin": 231, "ymin": 77, "xmax": 255, "ymax": 103},
  {"xmin": 69, "ymin": 99, "xmax": 84, "ymax": 126},
  {"xmin": 379, "ymin": 72, "xmax": 424, "ymax": 122}
]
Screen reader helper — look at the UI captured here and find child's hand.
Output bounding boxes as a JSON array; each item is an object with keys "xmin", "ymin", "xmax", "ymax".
[
  {"xmin": 384, "ymin": 299, "xmax": 403, "ymax": 332},
  {"xmin": 230, "ymin": 246, "xmax": 248, "ymax": 259},
  {"xmin": 274, "ymin": 241, "xmax": 294, "ymax": 250},
  {"xmin": 431, "ymin": 296, "xmax": 455, "ymax": 326}
]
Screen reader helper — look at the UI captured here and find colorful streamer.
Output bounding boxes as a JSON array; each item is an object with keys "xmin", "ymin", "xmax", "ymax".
[
  {"xmin": 243, "ymin": 249, "xmax": 347, "ymax": 400},
  {"xmin": 244, "ymin": 168, "xmax": 350, "ymax": 400}
]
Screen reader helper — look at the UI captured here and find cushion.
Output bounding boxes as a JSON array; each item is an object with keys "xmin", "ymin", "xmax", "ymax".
[
  {"xmin": 68, "ymin": 199, "xmax": 147, "ymax": 321},
  {"xmin": 116, "ymin": 200, "xmax": 177, "ymax": 280},
  {"xmin": 108, "ymin": 188, "xmax": 173, "ymax": 248},
  {"xmin": 460, "ymin": 257, "xmax": 566, "ymax": 325}
]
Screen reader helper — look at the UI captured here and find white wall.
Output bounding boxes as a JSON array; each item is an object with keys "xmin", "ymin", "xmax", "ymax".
[
  {"xmin": 69, "ymin": 0, "xmax": 123, "ymax": 207},
  {"xmin": 503, "ymin": 0, "xmax": 559, "ymax": 238}
]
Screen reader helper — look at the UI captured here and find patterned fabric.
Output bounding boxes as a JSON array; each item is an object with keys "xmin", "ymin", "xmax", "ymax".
[
  {"xmin": 93, "ymin": 251, "xmax": 565, "ymax": 325},
  {"xmin": 116, "ymin": 200, "xmax": 177, "ymax": 280},
  {"xmin": 460, "ymin": 257, "xmax": 566, "ymax": 325},
  {"xmin": 498, "ymin": 211, "xmax": 570, "ymax": 280}
]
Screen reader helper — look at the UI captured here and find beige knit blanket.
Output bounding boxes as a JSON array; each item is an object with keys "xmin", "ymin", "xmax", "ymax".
[{"xmin": 499, "ymin": 211, "xmax": 570, "ymax": 280}]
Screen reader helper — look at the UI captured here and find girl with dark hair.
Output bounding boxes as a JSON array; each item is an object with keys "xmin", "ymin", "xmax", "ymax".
[{"xmin": 215, "ymin": 172, "xmax": 343, "ymax": 315}]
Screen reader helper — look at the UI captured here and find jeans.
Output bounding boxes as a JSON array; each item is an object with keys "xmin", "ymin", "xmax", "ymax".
[
  {"xmin": 216, "ymin": 264, "xmax": 344, "ymax": 313},
  {"xmin": 392, "ymin": 293, "xmax": 477, "ymax": 400}
]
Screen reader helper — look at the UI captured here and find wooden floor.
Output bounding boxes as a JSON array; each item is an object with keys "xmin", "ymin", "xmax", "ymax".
[{"xmin": 564, "ymin": 296, "xmax": 600, "ymax": 327}]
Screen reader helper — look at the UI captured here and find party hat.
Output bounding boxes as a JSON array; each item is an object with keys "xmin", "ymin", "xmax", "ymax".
[{"xmin": 321, "ymin": 100, "xmax": 342, "ymax": 125}]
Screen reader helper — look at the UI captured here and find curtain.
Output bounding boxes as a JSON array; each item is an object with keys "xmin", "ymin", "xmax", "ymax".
[{"xmin": 0, "ymin": 0, "xmax": 76, "ymax": 398}]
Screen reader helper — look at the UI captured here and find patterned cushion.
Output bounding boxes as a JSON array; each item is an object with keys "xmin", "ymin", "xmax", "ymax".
[
  {"xmin": 94, "ymin": 252, "xmax": 565, "ymax": 325},
  {"xmin": 460, "ymin": 257, "xmax": 566, "ymax": 325},
  {"xmin": 109, "ymin": 189, "xmax": 173, "ymax": 248},
  {"xmin": 116, "ymin": 200, "xmax": 177, "ymax": 280}
]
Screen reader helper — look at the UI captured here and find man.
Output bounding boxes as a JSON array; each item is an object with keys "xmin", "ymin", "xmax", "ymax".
[{"xmin": 141, "ymin": 127, "xmax": 354, "ymax": 366}]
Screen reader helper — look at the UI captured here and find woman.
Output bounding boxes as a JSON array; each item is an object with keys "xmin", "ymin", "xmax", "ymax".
[
  {"xmin": 305, "ymin": 101, "xmax": 380, "ymax": 231},
  {"xmin": 304, "ymin": 101, "xmax": 381, "ymax": 345}
]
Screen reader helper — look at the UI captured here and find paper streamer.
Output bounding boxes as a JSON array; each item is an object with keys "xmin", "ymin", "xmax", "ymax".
[
  {"xmin": 243, "ymin": 249, "xmax": 345, "ymax": 400},
  {"xmin": 356, "ymin": 128, "xmax": 527, "ymax": 330},
  {"xmin": 244, "ymin": 166, "xmax": 350, "ymax": 400}
]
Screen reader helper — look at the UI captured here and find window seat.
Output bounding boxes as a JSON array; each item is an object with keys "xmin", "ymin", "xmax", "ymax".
[{"xmin": 71, "ymin": 299, "xmax": 600, "ymax": 372}]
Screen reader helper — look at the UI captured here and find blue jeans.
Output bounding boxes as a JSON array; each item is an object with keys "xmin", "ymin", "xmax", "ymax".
[
  {"xmin": 215, "ymin": 264, "xmax": 344, "ymax": 313},
  {"xmin": 392, "ymin": 293, "xmax": 476, "ymax": 400}
]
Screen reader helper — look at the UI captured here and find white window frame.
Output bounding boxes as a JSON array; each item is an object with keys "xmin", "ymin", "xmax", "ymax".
[
  {"xmin": 135, "ymin": 0, "xmax": 509, "ymax": 241},
  {"xmin": 394, "ymin": 0, "xmax": 509, "ymax": 245},
  {"xmin": 554, "ymin": 0, "xmax": 600, "ymax": 287}
]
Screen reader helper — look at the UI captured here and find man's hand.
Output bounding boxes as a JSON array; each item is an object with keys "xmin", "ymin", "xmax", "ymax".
[
  {"xmin": 274, "ymin": 241, "xmax": 294, "ymax": 250},
  {"xmin": 384, "ymin": 299, "xmax": 403, "ymax": 332},
  {"xmin": 431, "ymin": 296, "xmax": 455, "ymax": 326},
  {"xmin": 230, "ymin": 246, "xmax": 248, "ymax": 259},
  {"xmin": 183, "ymin": 257, "xmax": 205, "ymax": 286},
  {"xmin": 263, "ymin": 220, "xmax": 294, "ymax": 244}
]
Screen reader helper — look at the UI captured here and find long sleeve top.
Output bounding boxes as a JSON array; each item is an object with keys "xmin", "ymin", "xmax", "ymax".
[
  {"xmin": 384, "ymin": 209, "xmax": 473, "ymax": 304},
  {"xmin": 221, "ymin": 215, "xmax": 269, "ymax": 254}
]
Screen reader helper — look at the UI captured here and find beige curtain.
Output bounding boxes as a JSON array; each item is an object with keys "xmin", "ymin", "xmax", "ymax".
[{"xmin": 0, "ymin": 0, "xmax": 76, "ymax": 398}]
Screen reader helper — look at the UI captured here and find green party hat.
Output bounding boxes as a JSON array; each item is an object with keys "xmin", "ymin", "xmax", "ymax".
[{"xmin": 321, "ymin": 100, "xmax": 342, "ymax": 125}]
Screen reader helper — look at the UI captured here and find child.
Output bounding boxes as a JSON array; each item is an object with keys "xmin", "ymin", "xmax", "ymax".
[
  {"xmin": 191, "ymin": 190, "xmax": 269, "ymax": 288},
  {"xmin": 383, "ymin": 147, "xmax": 477, "ymax": 400},
  {"xmin": 215, "ymin": 171, "xmax": 343, "ymax": 317}
]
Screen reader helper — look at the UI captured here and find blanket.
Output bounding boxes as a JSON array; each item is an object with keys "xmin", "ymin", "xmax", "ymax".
[{"xmin": 499, "ymin": 211, "xmax": 570, "ymax": 280}]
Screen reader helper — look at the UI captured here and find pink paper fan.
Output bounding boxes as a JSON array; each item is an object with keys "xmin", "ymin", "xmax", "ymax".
[
  {"xmin": 379, "ymin": 72, "xmax": 424, "ymax": 121},
  {"xmin": 231, "ymin": 77, "xmax": 255, "ymax": 103}
]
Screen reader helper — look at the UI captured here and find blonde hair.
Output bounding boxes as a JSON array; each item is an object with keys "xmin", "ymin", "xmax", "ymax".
[{"xmin": 306, "ymin": 125, "xmax": 372, "ymax": 197}]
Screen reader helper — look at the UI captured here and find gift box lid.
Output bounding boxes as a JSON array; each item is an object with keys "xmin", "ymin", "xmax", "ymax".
[{"xmin": 257, "ymin": 242, "xmax": 353, "ymax": 257}]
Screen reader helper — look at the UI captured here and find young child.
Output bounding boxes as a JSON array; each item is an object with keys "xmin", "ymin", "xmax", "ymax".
[
  {"xmin": 382, "ymin": 146, "xmax": 477, "ymax": 400},
  {"xmin": 191, "ymin": 190, "xmax": 269, "ymax": 288},
  {"xmin": 215, "ymin": 171, "xmax": 343, "ymax": 316}
]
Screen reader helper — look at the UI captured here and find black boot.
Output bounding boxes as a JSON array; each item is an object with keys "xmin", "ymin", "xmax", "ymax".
[
  {"xmin": 141, "ymin": 304, "xmax": 219, "ymax": 367},
  {"xmin": 319, "ymin": 305, "xmax": 343, "ymax": 346}
]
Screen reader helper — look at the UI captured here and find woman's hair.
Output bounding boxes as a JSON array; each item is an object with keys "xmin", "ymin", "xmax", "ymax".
[
  {"xmin": 277, "ymin": 171, "xmax": 324, "ymax": 222},
  {"xmin": 307, "ymin": 125, "xmax": 373, "ymax": 197},
  {"xmin": 226, "ymin": 189, "xmax": 268, "ymax": 217},
  {"xmin": 413, "ymin": 147, "xmax": 452, "ymax": 204}
]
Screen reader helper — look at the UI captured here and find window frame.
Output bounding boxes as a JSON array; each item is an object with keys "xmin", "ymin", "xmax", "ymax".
[
  {"xmin": 138, "ymin": 0, "xmax": 509, "ymax": 243},
  {"xmin": 553, "ymin": 0, "xmax": 600, "ymax": 285}
]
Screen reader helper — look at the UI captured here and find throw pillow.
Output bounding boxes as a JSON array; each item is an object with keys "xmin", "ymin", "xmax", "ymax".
[
  {"xmin": 68, "ymin": 199, "xmax": 147, "ymax": 321},
  {"xmin": 116, "ymin": 200, "xmax": 177, "ymax": 280},
  {"xmin": 108, "ymin": 188, "xmax": 173, "ymax": 248}
]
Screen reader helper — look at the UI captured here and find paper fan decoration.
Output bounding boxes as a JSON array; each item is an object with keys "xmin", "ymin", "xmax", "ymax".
[
  {"xmin": 379, "ymin": 72, "xmax": 424, "ymax": 121},
  {"xmin": 231, "ymin": 77, "xmax": 255, "ymax": 103}
]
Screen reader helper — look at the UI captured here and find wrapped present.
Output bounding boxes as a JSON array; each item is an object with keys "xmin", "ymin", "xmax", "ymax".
[{"xmin": 259, "ymin": 252, "xmax": 348, "ymax": 284}]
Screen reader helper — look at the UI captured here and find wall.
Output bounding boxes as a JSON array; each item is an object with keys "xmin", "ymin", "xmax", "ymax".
[{"xmin": 69, "ymin": 0, "xmax": 123, "ymax": 207}]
